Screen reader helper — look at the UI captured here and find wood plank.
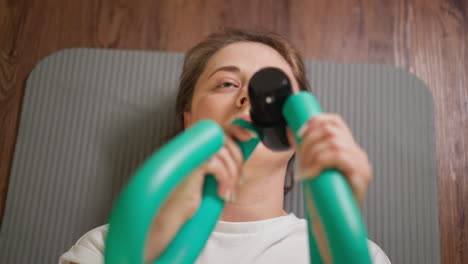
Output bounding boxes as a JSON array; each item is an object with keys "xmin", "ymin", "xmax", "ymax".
[
  {"xmin": 402, "ymin": 1, "xmax": 467, "ymax": 262},
  {"xmin": 0, "ymin": 0, "xmax": 27, "ymax": 229}
]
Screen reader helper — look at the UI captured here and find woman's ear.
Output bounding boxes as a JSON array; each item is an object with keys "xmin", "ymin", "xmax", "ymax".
[{"xmin": 183, "ymin": 112, "xmax": 191, "ymax": 129}]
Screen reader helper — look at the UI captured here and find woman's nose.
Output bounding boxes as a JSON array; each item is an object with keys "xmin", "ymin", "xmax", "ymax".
[
  {"xmin": 240, "ymin": 97, "xmax": 248, "ymax": 105},
  {"xmin": 236, "ymin": 94, "xmax": 250, "ymax": 108},
  {"xmin": 236, "ymin": 85, "xmax": 251, "ymax": 109}
]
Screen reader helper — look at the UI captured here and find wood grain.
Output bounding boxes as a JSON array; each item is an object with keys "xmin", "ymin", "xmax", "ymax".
[{"xmin": 0, "ymin": 0, "xmax": 466, "ymax": 262}]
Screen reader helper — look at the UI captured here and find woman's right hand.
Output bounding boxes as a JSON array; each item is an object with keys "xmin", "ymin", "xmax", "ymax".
[
  {"xmin": 144, "ymin": 124, "xmax": 255, "ymax": 262},
  {"xmin": 171, "ymin": 124, "xmax": 254, "ymax": 217}
]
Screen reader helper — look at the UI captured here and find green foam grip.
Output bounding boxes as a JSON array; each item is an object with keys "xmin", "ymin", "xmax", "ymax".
[
  {"xmin": 283, "ymin": 91, "xmax": 371, "ymax": 263},
  {"xmin": 105, "ymin": 91, "xmax": 371, "ymax": 264},
  {"xmin": 157, "ymin": 119, "xmax": 260, "ymax": 263},
  {"xmin": 105, "ymin": 119, "xmax": 260, "ymax": 264}
]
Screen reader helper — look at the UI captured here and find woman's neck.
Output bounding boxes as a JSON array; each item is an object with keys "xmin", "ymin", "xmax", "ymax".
[{"xmin": 219, "ymin": 159, "xmax": 289, "ymax": 222}]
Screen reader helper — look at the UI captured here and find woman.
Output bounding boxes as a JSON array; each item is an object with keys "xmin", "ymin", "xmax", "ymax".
[{"xmin": 60, "ymin": 29, "xmax": 390, "ymax": 263}]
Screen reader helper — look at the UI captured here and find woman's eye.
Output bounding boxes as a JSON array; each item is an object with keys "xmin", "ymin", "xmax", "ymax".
[{"xmin": 218, "ymin": 82, "xmax": 237, "ymax": 88}]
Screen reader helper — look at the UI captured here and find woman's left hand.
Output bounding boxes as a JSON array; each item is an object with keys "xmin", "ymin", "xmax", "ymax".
[{"xmin": 287, "ymin": 113, "xmax": 373, "ymax": 206}]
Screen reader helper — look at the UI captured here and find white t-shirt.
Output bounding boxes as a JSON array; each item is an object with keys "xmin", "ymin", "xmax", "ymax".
[{"xmin": 59, "ymin": 213, "xmax": 391, "ymax": 263}]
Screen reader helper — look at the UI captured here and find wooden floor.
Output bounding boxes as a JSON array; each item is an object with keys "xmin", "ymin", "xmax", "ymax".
[{"xmin": 1, "ymin": 0, "xmax": 467, "ymax": 262}]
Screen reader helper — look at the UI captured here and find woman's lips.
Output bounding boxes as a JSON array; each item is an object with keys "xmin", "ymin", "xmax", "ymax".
[{"xmin": 237, "ymin": 113, "xmax": 252, "ymax": 123}]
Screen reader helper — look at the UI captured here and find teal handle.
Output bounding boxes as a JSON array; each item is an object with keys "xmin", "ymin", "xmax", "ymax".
[
  {"xmin": 105, "ymin": 119, "xmax": 260, "ymax": 264},
  {"xmin": 157, "ymin": 119, "xmax": 260, "ymax": 263},
  {"xmin": 283, "ymin": 91, "xmax": 371, "ymax": 263},
  {"xmin": 105, "ymin": 92, "xmax": 371, "ymax": 264}
]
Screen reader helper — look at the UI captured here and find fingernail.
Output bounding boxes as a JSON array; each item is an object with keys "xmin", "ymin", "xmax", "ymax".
[
  {"xmin": 247, "ymin": 130, "xmax": 258, "ymax": 139},
  {"xmin": 297, "ymin": 124, "xmax": 308, "ymax": 138}
]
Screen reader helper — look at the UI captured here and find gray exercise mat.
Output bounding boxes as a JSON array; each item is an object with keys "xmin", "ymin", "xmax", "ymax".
[{"xmin": 0, "ymin": 48, "xmax": 439, "ymax": 263}]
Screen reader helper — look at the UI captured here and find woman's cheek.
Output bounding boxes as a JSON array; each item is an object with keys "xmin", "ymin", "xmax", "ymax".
[{"xmin": 192, "ymin": 94, "xmax": 234, "ymax": 125}]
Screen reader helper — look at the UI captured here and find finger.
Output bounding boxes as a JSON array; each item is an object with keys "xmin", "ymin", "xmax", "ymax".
[
  {"xmin": 205, "ymin": 156, "xmax": 232, "ymax": 201},
  {"xmin": 181, "ymin": 165, "xmax": 206, "ymax": 191},
  {"xmin": 224, "ymin": 137, "xmax": 244, "ymax": 187},
  {"xmin": 300, "ymin": 144, "xmax": 372, "ymax": 206},
  {"xmin": 217, "ymin": 146, "xmax": 240, "ymax": 193},
  {"xmin": 299, "ymin": 123, "xmax": 337, "ymax": 154},
  {"xmin": 225, "ymin": 137, "xmax": 244, "ymax": 166},
  {"xmin": 308, "ymin": 114, "xmax": 353, "ymax": 138},
  {"xmin": 298, "ymin": 149, "xmax": 356, "ymax": 181},
  {"xmin": 346, "ymin": 173, "xmax": 369, "ymax": 205},
  {"xmin": 167, "ymin": 166, "xmax": 205, "ymax": 209},
  {"xmin": 304, "ymin": 137, "xmax": 349, "ymax": 161},
  {"xmin": 227, "ymin": 125, "xmax": 257, "ymax": 142}
]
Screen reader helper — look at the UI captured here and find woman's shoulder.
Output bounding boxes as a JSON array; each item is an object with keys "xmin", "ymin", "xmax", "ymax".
[
  {"xmin": 73, "ymin": 224, "xmax": 109, "ymax": 251},
  {"xmin": 366, "ymin": 239, "xmax": 392, "ymax": 263},
  {"xmin": 58, "ymin": 224, "xmax": 108, "ymax": 264},
  {"xmin": 293, "ymin": 216, "xmax": 391, "ymax": 263}
]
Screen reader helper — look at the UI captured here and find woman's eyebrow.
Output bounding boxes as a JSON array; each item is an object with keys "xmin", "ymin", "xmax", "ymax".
[{"xmin": 208, "ymin": 65, "xmax": 241, "ymax": 79}]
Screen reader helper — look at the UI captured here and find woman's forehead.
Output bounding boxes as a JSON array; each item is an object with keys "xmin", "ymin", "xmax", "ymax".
[{"xmin": 203, "ymin": 42, "xmax": 294, "ymax": 78}]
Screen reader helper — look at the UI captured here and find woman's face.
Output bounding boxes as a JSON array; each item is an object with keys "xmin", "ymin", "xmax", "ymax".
[{"xmin": 184, "ymin": 41, "xmax": 300, "ymax": 166}]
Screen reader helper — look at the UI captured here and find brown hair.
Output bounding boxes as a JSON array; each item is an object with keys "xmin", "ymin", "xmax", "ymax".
[{"xmin": 175, "ymin": 29, "xmax": 311, "ymax": 196}]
